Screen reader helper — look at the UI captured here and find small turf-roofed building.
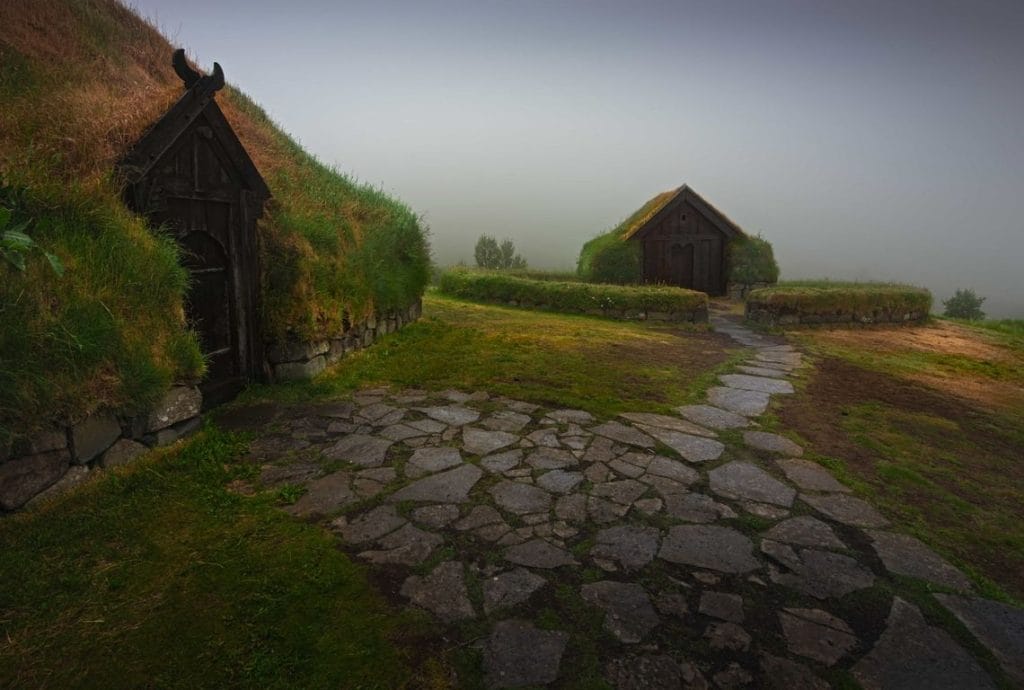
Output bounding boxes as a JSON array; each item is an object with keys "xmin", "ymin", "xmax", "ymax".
[{"xmin": 620, "ymin": 185, "xmax": 746, "ymax": 295}]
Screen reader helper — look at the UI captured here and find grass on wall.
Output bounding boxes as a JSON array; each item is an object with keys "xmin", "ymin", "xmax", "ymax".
[
  {"xmin": 438, "ymin": 269, "xmax": 707, "ymax": 316},
  {"xmin": 747, "ymin": 282, "xmax": 932, "ymax": 316},
  {"xmin": 0, "ymin": 0, "xmax": 429, "ymax": 444}
]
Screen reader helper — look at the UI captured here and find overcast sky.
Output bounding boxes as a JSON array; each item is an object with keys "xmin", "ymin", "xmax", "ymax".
[{"xmin": 133, "ymin": 0, "xmax": 1023, "ymax": 316}]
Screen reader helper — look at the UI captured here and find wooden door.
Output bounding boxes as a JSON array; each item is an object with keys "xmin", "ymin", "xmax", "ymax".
[{"xmin": 670, "ymin": 243, "xmax": 694, "ymax": 288}]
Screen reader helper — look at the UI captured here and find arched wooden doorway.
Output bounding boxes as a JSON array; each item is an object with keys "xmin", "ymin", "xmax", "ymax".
[{"xmin": 119, "ymin": 50, "xmax": 269, "ymax": 406}]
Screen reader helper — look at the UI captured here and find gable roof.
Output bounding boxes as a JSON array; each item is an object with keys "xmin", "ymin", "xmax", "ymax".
[
  {"xmin": 619, "ymin": 185, "xmax": 746, "ymax": 241},
  {"xmin": 119, "ymin": 56, "xmax": 270, "ymax": 199}
]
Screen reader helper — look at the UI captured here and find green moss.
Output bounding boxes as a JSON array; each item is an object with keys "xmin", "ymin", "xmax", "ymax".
[
  {"xmin": 576, "ymin": 228, "xmax": 642, "ymax": 284},
  {"xmin": 748, "ymin": 282, "xmax": 932, "ymax": 317},
  {"xmin": 727, "ymin": 233, "xmax": 779, "ymax": 285}
]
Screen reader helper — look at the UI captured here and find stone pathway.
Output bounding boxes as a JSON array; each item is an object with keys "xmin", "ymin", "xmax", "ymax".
[{"xmin": 217, "ymin": 315, "xmax": 1022, "ymax": 689}]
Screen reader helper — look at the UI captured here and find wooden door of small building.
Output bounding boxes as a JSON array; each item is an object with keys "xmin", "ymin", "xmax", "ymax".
[
  {"xmin": 121, "ymin": 70, "xmax": 268, "ymax": 407},
  {"xmin": 639, "ymin": 200, "xmax": 729, "ymax": 295}
]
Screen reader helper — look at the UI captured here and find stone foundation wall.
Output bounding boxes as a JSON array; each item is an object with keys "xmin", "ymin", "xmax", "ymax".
[
  {"xmin": 745, "ymin": 304, "xmax": 928, "ymax": 326},
  {"xmin": 0, "ymin": 385, "xmax": 203, "ymax": 512},
  {"xmin": 267, "ymin": 299, "xmax": 423, "ymax": 382}
]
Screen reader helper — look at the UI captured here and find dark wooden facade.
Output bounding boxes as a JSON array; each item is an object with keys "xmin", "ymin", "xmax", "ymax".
[
  {"xmin": 626, "ymin": 186, "xmax": 745, "ymax": 296},
  {"xmin": 119, "ymin": 50, "xmax": 270, "ymax": 406}
]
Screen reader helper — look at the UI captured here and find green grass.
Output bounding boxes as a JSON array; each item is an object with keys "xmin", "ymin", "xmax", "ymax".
[
  {"xmin": 236, "ymin": 293, "xmax": 739, "ymax": 419},
  {"xmin": 0, "ymin": 427, "xmax": 435, "ymax": 688},
  {"xmin": 437, "ymin": 269, "xmax": 707, "ymax": 318}
]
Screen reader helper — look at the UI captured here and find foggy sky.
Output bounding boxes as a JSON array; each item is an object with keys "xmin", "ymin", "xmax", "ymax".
[{"xmin": 132, "ymin": 0, "xmax": 1024, "ymax": 316}]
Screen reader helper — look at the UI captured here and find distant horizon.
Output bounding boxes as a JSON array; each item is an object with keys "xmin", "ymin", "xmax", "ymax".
[{"xmin": 134, "ymin": 0, "xmax": 1023, "ymax": 317}]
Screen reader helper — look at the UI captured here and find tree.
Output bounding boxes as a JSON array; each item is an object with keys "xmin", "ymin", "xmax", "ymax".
[
  {"xmin": 942, "ymin": 288, "xmax": 986, "ymax": 320},
  {"xmin": 475, "ymin": 234, "xmax": 527, "ymax": 269}
]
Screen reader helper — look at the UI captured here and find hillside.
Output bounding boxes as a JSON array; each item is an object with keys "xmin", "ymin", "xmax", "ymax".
[{"xmin": 0, "ymin": 0, "xmax": 430, "ymax": 444}]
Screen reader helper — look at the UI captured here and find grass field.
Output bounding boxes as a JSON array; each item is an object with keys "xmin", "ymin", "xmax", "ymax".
[
  {"xmin": 776, "ymin": 317, "xmax": 1024, "ymax": 602},
  {"xmin": 240, "ymin": 292, "xmax": 741, "ymax": 418}
]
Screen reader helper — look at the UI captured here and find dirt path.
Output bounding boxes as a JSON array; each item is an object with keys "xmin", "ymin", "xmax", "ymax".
[{"xmin": 216, "ymin": 317, "xmax": 1021, "ymax": 689}]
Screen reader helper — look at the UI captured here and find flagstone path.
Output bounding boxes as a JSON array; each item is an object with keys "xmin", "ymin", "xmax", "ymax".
[{"xmin": 217, "ymin": 315, "xmax": 1022, "ymax": 689}]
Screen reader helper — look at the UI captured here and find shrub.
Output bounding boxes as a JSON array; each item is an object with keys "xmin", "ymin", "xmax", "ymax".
[
  {"xmin": 728, "ymin": 234, "xmax": 779, "ymax": 288},
  {"xmin": 438, "ymin": 269, "xmax": 706, "ymax": 318},
  {"xmin": 942, "ymin": 289, "xmax": 986, "ymax": 321},
  {"xmin": 577, "ymin": 231, "xmax": 641, "ymax": 284}
]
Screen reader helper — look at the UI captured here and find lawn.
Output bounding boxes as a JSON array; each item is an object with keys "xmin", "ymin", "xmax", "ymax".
[
  {"xmin": 1, "ymin": 294, "xmax": 738, "ymax": 687},
  {"xmin": 238, "ymin": 292, "xmax": 743, "ymax": 418},
  {"xmin": 774, "ymin": 318, "xmax": 1024, "ymax": 602}
]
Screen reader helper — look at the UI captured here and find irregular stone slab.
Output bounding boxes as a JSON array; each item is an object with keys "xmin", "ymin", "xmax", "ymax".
[
  {"xmin": 408, "ymin": 418, "xmax": 447, "ymax": 434},
  {"xmin": 481, "ymin": 410, "xmax": 532, "ymax": 433},
  {"xmin": 609, "ymin": 458, "xmax": 645, "ymax": 478},
  {"xmin": 618, "ymin": 412, "xmax": 716, "ymax": 438},
  {"xmin": 555, "ymin": 493, "xmax": 587, "ymax": 522},
  {"xmin": 705, "ymin": 621, "xmax": 751, "ymax": 651},
  {"xmin": 637, "ymin": 425, "xmax": 725, "ymax": 463},
  {"xmin": 405, "ymin": 447, "xmax": 463, "ymax": 477},
  {"xmin": 588, "ymin": 496, "xmax": 630, "ymax": 523},
  {"xmin": 379, "ymin": 424, "xmax": 424, "ymax": 441},
  {"xmin": 145, "ymin": 385, "xmax": 202, "ymax": 432},
  {"xmin": 720, "ymin": 374, "xmax": 794, "ymax": 395},
  {"xmin": 286, "ymin": 470, "xmax": 355, "ymax": 517},
  {"xmin": 259, "ymin": 460, "xmax": 322, "ymax": 487},
  {"xmin": 645, "ymin": 456, "xmax": 700, "ymax": 485},
  {"xmin": 853, "ymin": 598, "xmax": 996, "ymax": 690},
  {"xmin": 504, "ymin": 539, "xmax": 577, "ymax": 568},
  {"xmin": 455, "ymin": 504, "xmax": 504, "ymax": 531},
  {"xmin": 707, "ymin": 387, "xmax": 771, "ymax": 417},
  {"xmin": 591, "ymin": 526, "xmax": 660, "ymax": 571},
  {"xmin": 411, "ymin": 503, "xmax": 460, "ymax": 528},
  {"xmin": 709, "ymin": 461, "xmax": 796, "ymax": 507},
  {"xmin": 762, "ymin": 539, "xmax": 804, "ymax": 572},
  {"xmin": 526, "ymin": 448, "xmax": 577, "ymax": 470},
  {"xmin": 676, "ymin": 404, "xmax": 750, "ymax": 430},
  {"xmin": 100, "ymin": 438, "xmax": 148, "ymax": 468},
  {"xmin": 659, "ymin": 525, "xmax": 759, "ymax": 573},
  {"xmin": 355, "ymin": 402, "xmax": 401, "ymax": 423},
  {"xmin": 484, "ymin": 620, "xmax": 569, "ymax": 688},
  {"xmin": 935, "ymin": 594, "xmax": 1024, "ymax": 686},
  {"xmin": 581, "ymin": 581, "xmax": 660, "ymax": 643},
  {"xmin": 400, "ymin": 561, "xmax": 475, "ymax": 622},
  {"xmin": 764, "ymin": 516, "xmax": 846, "ymax": 550},
  {"xmin": 359, "ymin": 523, "xmax": 444, "ymax": 566},
  {"xmin": 483, "ymin": 567, "xmax": 547, "ymax": 614},
  {"xmin": 591, "ymin": 479, "xmax": 647, "ymax": 505},
  {"xmin": 801, "ymin": 493, "xmax": 889, "ymax": 528},
  {"xmin": 526, "ymin": 427, "xmax": 561, "ymax": 448},
  {"xmin": 772, "ymin": 549, "xmax": 875, "ymax": 599},
  {"xmin": 337, "ymin": 505, "xmax": 406, "ymax": 544},
  {"xmin": 480, "ymin": 449, "xmax": 523, "ymax": 474},
  {"xmin": 740, "ymin": 501, "xmax": 790, "ymax": 519},
  {"xmin": 759, "ymin": 654, "xmax": 830, "ymax": 690},
  {"xmin": 743, "ymin": 431, "xmax": 804, "ymax": 456},
  {"xmin": 387, "ymin": 464, "xmax": 483, "ymax": 503},
  {"xmin": 605, "ymin": 654, "xmax": 688, "ymax": 690},
  {"xmin": 583, "ymin": 436, "xmax": 617, "ymax": 463},
  {"xmin": 415, "ymin": 405, "xmax": 480, "ymax": 426},
  {"xmin": 588, "ymin": 422, "xmax": 656, "ymax": 449},
  {"xmin": 776, "ymin": 458, "xmax": 849, "ymax": 493},
  {"xmin": 70, "ymin": 414, "xmax": 121, "ymax": 463},
  {"xmin": 867, "ymin": 530, "xmax": 972, "ymax": 591},
  {"xmin": 664, "ymin": 492, "xmax": 737, "ymax": 523},
  {"xmin": 780, "ymin": 608, "xmax": 857, "ymax": 665},
  {"xmin": 756, "ymin": 351, "xmax": 802, "ymax": 365},
  {"xmin": 699, "ymin": 591, "xmax": 744, "ymax": 623},
  {"xmin": 536, "ymin": 470, "xmax": 583, "ymax": 494},
  {"xmin": 546, "ymin": 409, "xmax": 595, "ymax": 425},
  {"xmin": 323, "ymin": 434, "xmax": 393, "ymax": 467},
  {"xmin": 736, "ymin": 365, "xmax": 790, "ymax": 379},
  {"xmin": 490, "ymin": 480, "xmax": 552, "ymax": 515},
  {"xmin": 463, "ymin": 427, "xmax": 519, "ymax": 456},
  {"xmin": 633, "ymin": 497, "xmax": 663, "ymax": 516}
]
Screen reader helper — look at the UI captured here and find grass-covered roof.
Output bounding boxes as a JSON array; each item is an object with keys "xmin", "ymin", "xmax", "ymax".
[{"xmin": 0, "ymin": 0, "xmax": 430, "ymax": 444}]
